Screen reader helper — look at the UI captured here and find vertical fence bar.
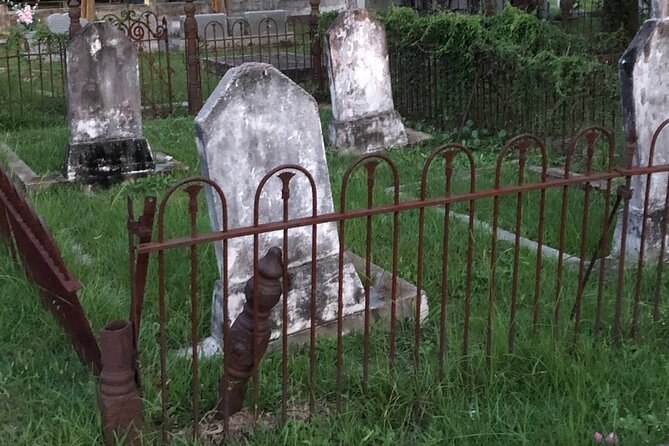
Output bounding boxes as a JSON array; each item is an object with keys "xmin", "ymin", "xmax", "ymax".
[
  {"xmin": 438, "ymin": 154, "xmax": 453, "ymax": 371},
  {"xmin": 595, "ymin": 130, "xmax": 615, "ymax": 339},
  {"xmin": 572, "ymin": 133, "xmax": 595, "ymax": 341},
  {"xmin": 186, "ymin": 186, "xmax": 201, "ymax": 441},
  {"xmin": 508, "ymin": 143, "xmax": 527, "ymax": 353},
  {"xmin": 553, "ymin": 145, "xmax": 573, "ymax": 338},
  {"xmin": 184, "ymin": 0, "xmax": 203, "ymax": 115},
  {"xmin": 363, "ymin": 161, "xmax": 378, "ymax": 394},
  {"xmin": 532, "ymin": 153, "xmax": 548, "ymax": 332},
  {"xmin": 653, "ymin": 173, "xmax": 669, "ymax": 322},
  {"xmin": 279, "ymin": 172, "xmax": 293, "ymax": 425},
  {"xmin": 613, "ymin": 147, "xmax": 634, "ymax": 341},
  {"xmin": 310, "ymin": 0, "xmax": 323, "ymax": 94}
]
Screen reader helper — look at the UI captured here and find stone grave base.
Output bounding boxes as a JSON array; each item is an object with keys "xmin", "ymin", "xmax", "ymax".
[
  {"xmin": 1, "ymin": 140, "xmax": 184, "ymax": 191},
  {"xmin": 63, "ymin": 137, "xmax": 155, "ymax": 184},
  {"xmin": 329, "ymin": 109, "xmax": 409, "ymax": 155},
  {"xmin": 199, "ymin": 251, "xmax": 428, "ymax": 357}
]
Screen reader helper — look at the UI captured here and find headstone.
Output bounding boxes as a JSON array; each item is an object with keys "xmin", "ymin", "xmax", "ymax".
[
  {"xmin": 325, "ymin": 9, "xmax": 408, "ymax": 154},
  {"xmin": 179, "ymin": 13, "xmax": 228, "ymax": 40},
  {"xmin": 244, "ymin": 9, "xmax": 288, "ymax": 35},
  {"xmin": 46, "ymin": 13, "xmax": 88, "ymax": 35},
  {"xmin": 613, "ymin": 17, "xmax": 669, "ymax": 262},
  {"xmin": 195, "ymin": 63, "xmax": 365, "ymax": 345},
  {"xmin": 62, "ymin": 22, "xmax": 154, "ymax": 183}
]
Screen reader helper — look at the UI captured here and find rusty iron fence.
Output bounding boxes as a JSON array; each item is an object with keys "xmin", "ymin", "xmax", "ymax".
[
  {"xmin": 0, "ymin": 164, "xmax": 100, "ymax": 373},
  {"xmin": 0, "ymin": 35, "xmax": 69, "ymax": 129},
  {"xmin": 127, "ymin": 121, "xmax": 669, "ymax": 442},
  {"xmin": 197, "ymin": 15, "xmax": 322, "ymax": 103},
  {"xmin": 389, "ymin": 46, "xmax": 620, "ymax": 152},
  {"xmin": 182, "ymin": 0, "xmax": 324, "ymax": 115}
]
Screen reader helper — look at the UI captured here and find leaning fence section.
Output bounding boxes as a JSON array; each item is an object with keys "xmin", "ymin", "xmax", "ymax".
[
  {"xmin": 0, "ymin": 163, "xmax": 100, "ymax": 372},
  {"xmin": 128, "ymin": 122, "xmax": 669, "ymax": 442}
]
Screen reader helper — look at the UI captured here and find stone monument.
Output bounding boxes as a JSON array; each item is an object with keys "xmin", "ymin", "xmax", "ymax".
[
  {"xmin": 195, "ymin": 63, "xmax": 365, "ymax": 350},
  {"xmin": 613, "ymin": 13, "xmax": 669, "ymax": 262},
  {"xmin": 324, "ymin": 9, "xmax": 408, "ymax": 154},
  {"xmin": 63, "ymin": 22, "xmax": 154, "ymax": 184}
]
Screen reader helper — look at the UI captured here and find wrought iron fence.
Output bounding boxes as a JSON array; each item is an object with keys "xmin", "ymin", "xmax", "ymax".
[
  {"xmin": 0, "ymin": 35, "xmax": 68, "ymax": 129},
  {"xmin": 388, "ymin": 46, "xmax": 621, "ymax": 152},
  {"xmin": 0, "ymin": 10, "xmax": 175, "ymax": 130},
  {"xmin": 128, "ymin": 122, "xmax": 669, "ymax": 442},
  {"xmin": 196, "ymin": 15, "xmax": 321, "ymax": 103}
]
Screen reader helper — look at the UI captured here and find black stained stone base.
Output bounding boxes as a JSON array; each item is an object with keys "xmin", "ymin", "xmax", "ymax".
[{"xmin": 63, "ymin": 138, "xmax": 155, "ymax": 186}]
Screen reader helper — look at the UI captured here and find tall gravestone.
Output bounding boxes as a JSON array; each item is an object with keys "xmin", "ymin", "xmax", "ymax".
[
  {"xmin": 63, "ymin": 22, "xmax": 154, "ymax": 184},
  {"xmin": 325, "ymin": 9, "xmax": 408, "ymax": 155},
  {"xmin": 195, "ymin": 63, "xmax": 365, "ymax": 348},
  {"xmin": 613, "ymin": 15, "xmax": 669, "ymax": 262}
]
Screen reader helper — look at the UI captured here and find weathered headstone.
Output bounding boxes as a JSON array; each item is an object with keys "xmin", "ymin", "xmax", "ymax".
[
  {"xmin": 195, "ymin": 63, "xmax": 365, "ymax": 347},
  {"xmin": 46, "ymin": 13, "xmax": 88, "ymax": 35},
  {"xmin": 325, "ymin": 9, "xmax": 408, "ymax": 154},
  {"xmin": 244, "ymin": 9, "xmax": 288, "ymax": 35},
  {"xmin": 63, "ymin": 22, "xmax": 154, "ymax": 183},
  {"xmin": 613, "ymin": 16, "xmax": 669, "ymax": 262}
]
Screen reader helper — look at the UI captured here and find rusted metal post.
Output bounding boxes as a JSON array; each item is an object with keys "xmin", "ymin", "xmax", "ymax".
[
  {"xmin": 309, "ymin": 0, "xmax": 323, "ymax": 94},
  {"xmin": 184, "ymin": 0, "xmax": 203, "ymax": 115},
  {"xmin": 98, "ymin": 320, "xmax": 143, "ymax": 446},
  {"xmin": 68, "ymin": 0, "xmax": 82, "ymax": 40},
  {"xmin": 216, "ymin": 247, "xmax": 283, "ymax": 418}
]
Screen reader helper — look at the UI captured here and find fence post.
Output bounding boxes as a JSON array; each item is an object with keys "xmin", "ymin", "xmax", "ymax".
[
  {"xmin": 68, "ymin": 0, "xmax": 82, "ymax": 40},
  {"xmin": 184, "ymin": 0, "xmax": 203, "ymax": 116},
  {"xmin": 309, "ymin": 0, "xmax": 324, "ymax": 94}
]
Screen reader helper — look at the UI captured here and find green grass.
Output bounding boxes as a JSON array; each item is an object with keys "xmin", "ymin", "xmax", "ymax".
[{"xmin": 1, "ymin": 114, "xmax": 669, "ymax": 445}]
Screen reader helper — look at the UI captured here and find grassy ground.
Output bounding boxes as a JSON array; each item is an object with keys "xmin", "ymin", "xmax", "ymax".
[{"xmin": 1, "ymin": 114, "xmax": 669, "ymax": 445}]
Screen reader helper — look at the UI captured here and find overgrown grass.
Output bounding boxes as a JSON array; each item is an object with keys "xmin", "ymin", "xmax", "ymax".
[{"xmin": 1, "ymin": 114, "xmax": 669, "ymax": 445}]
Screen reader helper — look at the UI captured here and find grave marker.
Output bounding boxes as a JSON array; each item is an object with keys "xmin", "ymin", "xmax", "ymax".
[
  {"xmin": 613, "ymin": 15, "xmax": 669, "ymax": 261},
  {"xmin": 195, "ymin": 62, "xmax": 365, "ymax": 346},
  {"xmin": 62, "ymin": 22, "xmax": 154, "ymax": 184},
  {"xmin": 325, "ymin": 9, "xmax": 408, "ymax": 154}
]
